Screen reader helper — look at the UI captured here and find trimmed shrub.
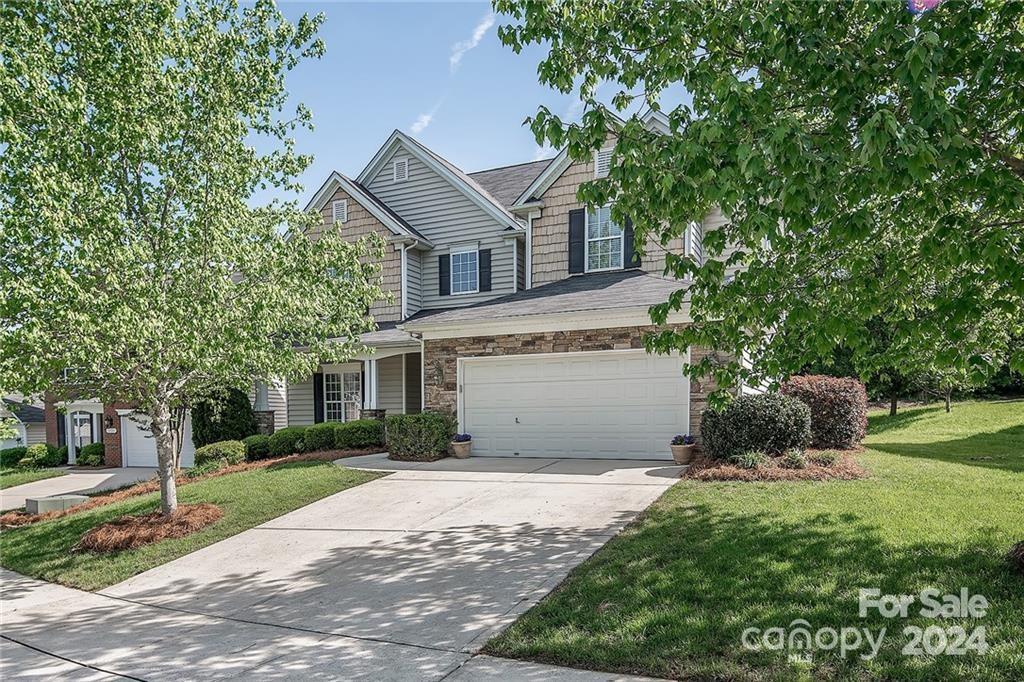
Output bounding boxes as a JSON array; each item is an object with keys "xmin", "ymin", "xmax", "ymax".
[
  {"xmin": 303, "ymin": 423, "xmax": 338, "ymax": 452},
  {"xmin": 243, "ymin": 434, "xmax": 271, "ymax": 461},
  {"xmin": 335, "ymin": 419, "xmax": 385, "ymax": 450},
  {"xmin": 385, "ymin": 413, "xmax": 456, "ymax": 461},
  {"xmin": 57, "ymin": 445, "xmax": 69, "ymax": 465},
  {"xmin": 782, "ymin": 375, "xmax": 868, "ymax": 448},
  {"xmin": 78, "ymin": 442, "xmax": 105, "ymax": 466},
  {"xmin": 781, "ymin": 448, "xmax": 808, "ymax": 470},
  {"xmin": 194, "ymin": 440, "xmax": 246, "ymax": 467},
  {"xmin": 185, "ymin": 460, "xmax": 226, "ymax": 478},
  {"xmin": 701, "ymin": 393, "xmax": 811, "ymax": 461},
  {"xmin": 24, "ymin": 443, "xmax": 61, "ymax": 468},
  {"xmin": 729, "ymin": 450, "xmax": 767, "ymax": 470},
  {"xmin": 0, "ymin": 446, "xmax": 27, "ymax": 468},
  {"xmin": 810, "ymin": 450, "xmax": 839, "ymax": 467},
  {"xmin": 191, "ymin": 388, "xmax": 258, "ymax": 448},
  {"xmin": 268, "ymin": 426, "xmax": 307, "ymax": 457}
]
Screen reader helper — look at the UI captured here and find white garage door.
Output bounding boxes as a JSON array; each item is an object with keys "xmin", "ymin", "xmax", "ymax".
[
  {"xmin": 120, "ymin": 412, "xmax": 196, "ymax": 468},
  {"xmin": 460, "ymin": 350, "xmax": 689, "ymax": 460}
]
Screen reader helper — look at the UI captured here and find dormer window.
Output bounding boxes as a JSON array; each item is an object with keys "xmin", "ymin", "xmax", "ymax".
[
  {"xmin": 585, "ymin": 205, "xmax": 623, "ymax": 272},
  {"xmin": 393, "ymin": 158, "xmax": 409, "ymax": 182},
  {"xmin": 331, "ymin": 199, "xmax": 348, "ymax": 224},
  {"xmin": 594, "ymin": 148, "xmax": 613, "ymax": 179}
]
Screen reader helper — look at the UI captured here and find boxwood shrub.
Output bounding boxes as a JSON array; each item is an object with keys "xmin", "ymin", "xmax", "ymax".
[
  {"xmin": 77, "ymin": 442, "xmax": 105, "ymax": 466},
  {"xmin": 191, "ymin": 388, "xmax": 258, "ymax": 448},
  {"xmin": 335, "ymin": 419, "xmax": 385, "ymax": 450},
  {"xmin": 782, "ymin": 375, "xmax": 868, "ymax": 448},
  {"xmin": 242, "ymin": 434, "xmax": 271, "ymax": 461},
  {"xmin": 194, "ymin": 439, "xmax": 246, "ymax": 467},
  {"xmin": 701, "ymin": 393, "xmax": 811, "ymax": 461},
  {"xmin": 24, "ymin": 443, "xmax": 61, "ymax": 468},
  {"xmin": 1, "ymin": 446, "xmax": 28, "ymax": 468},
  {"xmin": 303, "ymin": 423, "xmax": 338, "ymax": 452},
  {"xmin": 268, "ymin": 426, "xmax": 307, "ymax": 457},
  {"xmin": 385, "ymin": 412, "xmax": 455, "ymax": 462}
]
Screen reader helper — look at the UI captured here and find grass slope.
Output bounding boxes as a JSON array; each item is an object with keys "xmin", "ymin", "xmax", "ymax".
[
  {"xmin": 0, "ymin": 461, "xmax": 383, "ymax": 591},
  {"xmin": 0, "ymin": 467, "xmax": 66, "ymax": 490},
  {"xmin": 486, "ymin": 400, "xmax": 1024, "ymax": 680}
]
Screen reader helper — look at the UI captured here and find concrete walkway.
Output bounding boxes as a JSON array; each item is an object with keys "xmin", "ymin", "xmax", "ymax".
[
  {"xmin": 1, "ymin": 455, "xmax": 680, "ymax": 680},
  {"xmin": 0, "ymin": 467, "xmax": 157, "ymax": 511}
]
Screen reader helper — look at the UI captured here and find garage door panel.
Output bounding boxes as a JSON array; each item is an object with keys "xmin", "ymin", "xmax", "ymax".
[
  {"xmin": 121, "ymin": 412, "xmax": 195, "ymax": 468},
  {"xmin": 461, "ymin": 350, "xmax": 687, "ymax": 460}
]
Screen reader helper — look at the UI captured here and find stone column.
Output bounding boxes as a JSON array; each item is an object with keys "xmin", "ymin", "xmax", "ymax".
[{"xmin": 254, "ymin": 410, "xmax": 276, "ymax": 435}]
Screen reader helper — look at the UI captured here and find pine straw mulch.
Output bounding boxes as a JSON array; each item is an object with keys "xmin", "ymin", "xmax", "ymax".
[
  {"xmin": 683, "ymin": 450, "xmax": 868, "ymax": 482},
  {"xmin": 74, "ymin": 503, "xmax": 224, "ymax": 553},
  {"xmin": 0, "ymin": 448, "xmax": 380, "ymax": 529}
]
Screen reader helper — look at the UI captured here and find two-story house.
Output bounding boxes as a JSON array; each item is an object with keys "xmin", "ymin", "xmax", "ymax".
[{"xmin": 290, "ymin": 113, "xmax": 729, "ymax": 459}]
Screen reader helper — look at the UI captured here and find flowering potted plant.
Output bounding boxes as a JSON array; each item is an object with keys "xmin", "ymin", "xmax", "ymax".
[
  {"xmin": 451, "ymin": 433, "xmax": 472, "ymax": 459},
  {"xmin": 670, "ymin": 434, "xmax": 696, "ymax": 465}
]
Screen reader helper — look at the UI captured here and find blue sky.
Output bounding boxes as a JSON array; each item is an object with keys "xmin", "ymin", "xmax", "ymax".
[{"xmin": 256, "ymin": 2, "xmax": 689, "ymax": 207}]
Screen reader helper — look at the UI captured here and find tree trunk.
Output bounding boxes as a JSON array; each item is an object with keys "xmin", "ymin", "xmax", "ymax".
[
  {"xmin": 150, "ymin": 399, "xmax": 178, "ymax": 516},
  {"xmin": 890, "ymin": 389, "xmax": 898, "ymax": 417},
  {"xmin": 944, "ymin": 388, "xmax": 952, "ymax": 413}
]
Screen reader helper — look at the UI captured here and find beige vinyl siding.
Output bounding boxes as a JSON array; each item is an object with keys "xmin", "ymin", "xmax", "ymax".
[
  {"xmin": 308, "ymin": 186, "xmax": 403, "ymax": 323},
  {"xmin": 366, "ymin": 145, "xmax": 516, "ymax": 309},
  {"xmin": 376, "ymin": 355, "xmax": 405, "ymax": 415},
  {"xmin": 24, "ymin": 423, "xmax": 46, "ymax": 445},
  {"xmin": 287, "ymin": 377, "xmax": 315, "ymax": 426},
  {"xmin": 404, "ymin": 353, "xmax": 422, "ymax": 413},
  {"xmin": 406, "ymin": 248, "xmax": 423, "ymax": 316}
]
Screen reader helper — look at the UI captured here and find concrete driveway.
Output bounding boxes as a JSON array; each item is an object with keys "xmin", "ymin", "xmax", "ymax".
[
  {"xmin": 1, "ymin": 454, "xmax": 680, "ymax": 680},
  {"xmin": 0, "ymin": 467, "xmax": 157, "ymax": 511}
]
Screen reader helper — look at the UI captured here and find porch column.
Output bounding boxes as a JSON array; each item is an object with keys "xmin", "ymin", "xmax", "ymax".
[
  {"xmin": 65, "ymin": 409, "xmax": 76, "ymax": 464},
  {"xmin": 362, "ymin": 359, "xmax": 378, "ymax": 410}
]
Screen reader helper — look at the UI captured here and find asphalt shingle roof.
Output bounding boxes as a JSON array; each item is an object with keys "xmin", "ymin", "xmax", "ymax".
[
  {"xmin": 3, "ymin": 399, "xmax": 45, "ymax": 423},
  {"xmin": 467, "ymin": 159, "xmax": 552, "ymax": 210},
  {"xmin": 404, "ymin": 270, "xmax": 686, "ymax": 327}
]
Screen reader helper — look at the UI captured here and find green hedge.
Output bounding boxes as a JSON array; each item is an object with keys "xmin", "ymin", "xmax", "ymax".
[
  {"xmin": 1, "ymin": 446, "xmax": 28, "ymax": 468},
  {"xmin": 335, "ymin": 419, "xmax": 384, "ymax": 449},
  {"xmin": 303, "ymin": 423, "xmax": 337, "ymax": 452},
  {"xmin": 385, "ymin": 413, "xmax": 455, "ymax": 462},
  {"xmin": 77, "ymin": 442, "xmax": 105, "ymax": 466},
  {"xmin": 268, "ymin": 426, "xmax": 307, "ymax": 457},
  {"xmin": 191, "ymin": 388, "xmax": 258, "ymax": 447},
  {"xmin": 701, "ymin": 393, "xmax": 811, "ymax": 461},
  {"xmin": 243, "ymin": 434, "xmax": 271, "ymax": 460},
  {"xmin": 194, "ymin": 440, "xmax": 246, "ymax": 467},
  {"xmin": 24, "ymin": 443, "xmax": 61, "ymax": 468}
]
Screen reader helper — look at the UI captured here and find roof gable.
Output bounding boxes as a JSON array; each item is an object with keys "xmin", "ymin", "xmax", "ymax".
[{"xmin": 304, "ymin": 171, "xmax": 431, "ymax": 246}]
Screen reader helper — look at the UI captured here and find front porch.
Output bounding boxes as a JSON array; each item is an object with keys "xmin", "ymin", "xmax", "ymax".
[{"xmin": 287, "ymin": 327, "xmax": 422, "ymax": 426}]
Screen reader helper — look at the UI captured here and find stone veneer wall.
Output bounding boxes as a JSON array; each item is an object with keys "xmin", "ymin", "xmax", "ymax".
[{"xmin": 423, "ymin": 326, "xmax": 714, "ymax": 444}]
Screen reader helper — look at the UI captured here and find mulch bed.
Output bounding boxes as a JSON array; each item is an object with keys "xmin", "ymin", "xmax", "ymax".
[
  {"xmin": 74, "ymin": 503, "xmax": 224, "ymax": 553},
  {"xmin": 683, "ymin": 451, "xmax": 868, "ymax": 482},
  {"xmin": 0, "ymin": 448, "xmax": 381, "ymax": 529}
]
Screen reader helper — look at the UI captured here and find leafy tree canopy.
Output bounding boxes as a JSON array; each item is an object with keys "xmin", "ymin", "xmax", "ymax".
[
  {"xmin": 496, "ymin": 0, "xmax": 1024, "ymax": 401},
  {"xmin": 0, "ymin": 0, "xmax": 383, "ymax": 513}
]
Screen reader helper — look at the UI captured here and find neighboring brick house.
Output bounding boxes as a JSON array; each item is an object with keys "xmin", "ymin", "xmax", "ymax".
[{"xmin": 290, "ymin": 111, "xmax": 743, "ymax": 459}]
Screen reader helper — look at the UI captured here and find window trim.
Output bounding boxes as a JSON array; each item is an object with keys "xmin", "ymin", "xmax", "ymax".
[
  {"xmin": 584, "ymin": 205, "xmax": 624, "ymax": 273},
  {"xmin": 449, "ymin": 244, "xmax": 480, "ymax": 296},
  {"xmin": 323, "ymin": 371, "xmax": 361, "ymax": 422},
  {"xmin": 392, "ymin": 158, "xmax": 409, "ymax": 182},
  {"xmin": 332, "ymin": 199, "xmax": 348, "ymax": 224}
]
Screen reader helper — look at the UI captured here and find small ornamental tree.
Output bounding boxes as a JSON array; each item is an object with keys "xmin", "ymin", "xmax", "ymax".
[
  {"xmin": 495, "ymin": 0, "xmax": 1024, "ymax": 404},
  {"xmin": 0, "ymin": 0, "xmax": 384, "ymax": 515},
  {"xmin": 191, "ymin": 388, "xmax": 259, "ymax": 448}
]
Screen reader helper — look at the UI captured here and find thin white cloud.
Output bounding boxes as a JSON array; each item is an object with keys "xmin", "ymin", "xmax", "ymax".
[
  {"xmin": 410, "ymin": 112, "xmax": 433, "ymax": 134},
  {"xmin": 449, "ymin": 11, "xmax": 495, "ymax": 73},
  {"xmin": 532, "ymin": 143, "xmax": 555, "ymax": 161}
]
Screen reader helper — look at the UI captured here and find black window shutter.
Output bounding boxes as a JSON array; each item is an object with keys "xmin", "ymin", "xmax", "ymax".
[
  {"xmin": 57, "ymin": 410, "xmax": 66, "ymax": 447},
  {"xmin": 624, "ymin": 217, "xmax": 641, "ymax": 269},
  {"xmin": 313, "ymin": 372, "xmax": 324, "ymax": 423},
  {"xmin": 438, "ymin": 254, "xmax": 450, "ymax": 296},
  {"xmin": 568, "ymin": 209, "xmax": 585, "ymax": 274},
  {"xmin": 479, "ymin": 249, "xmax": 492, "ymax": 292}
]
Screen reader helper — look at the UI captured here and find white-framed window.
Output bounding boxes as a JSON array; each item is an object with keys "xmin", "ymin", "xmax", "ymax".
[
  {"xmin": 71, "ymin": 411, "xmax": 95, "ymax": 449},
  {"xmin": 450, "ymin": 245, "xmax": 479, "ymax": 295},
  {"xmin": 331, "ymin": 199, "xmax": 348, "ymax": 224},
  {"xmin": 324, "ymin": 371, "xmax": 361, "ymax": 422},
  {"xmin": 594, "ymin": 147, "xmax": 613, "ymax": 178},
  {"xmin": 393, "ymin": 158, "xmax": 409, "ymax": 182},
  {"xmin": 585, "ymin": 205, "xmax": 623, "ymax": 272}
]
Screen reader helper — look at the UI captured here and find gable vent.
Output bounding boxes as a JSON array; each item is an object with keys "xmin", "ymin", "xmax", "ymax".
[
  {"xmin": 332, "ymin": 199, "xmax": 348, "ymax": 224},
  {"xmin": 393, "ymin": 158, "xmax": 409, "ymax": 182},
  {"xmin": 594, "ymin": 148, "xmax": 613, "ymax": 179}
]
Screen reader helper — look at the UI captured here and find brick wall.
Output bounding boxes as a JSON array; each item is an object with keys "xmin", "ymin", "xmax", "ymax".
[
  {"xmin": 309, "ymin": 185, "xmax": 403, "ymax": 323},
  {"xmin": 43, "ymin": 396, "xmax": 59, "ymax": 446},
  {"xmin": 423, "ymin": 326, "xmax": 713, "ymax": 443},
  {"xmin": 102, "ymin": 402, "xmax": 131, "ymax": 467}
]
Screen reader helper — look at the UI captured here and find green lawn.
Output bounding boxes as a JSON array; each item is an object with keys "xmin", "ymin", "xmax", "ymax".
[
  {"xmin": 486, "ymin": 400, "xmax": 1024, "ymax": 680},
  {"xmin": 0, "ymin": 461, "xmax": 384, "ymax": 590},
  {"xmin": 0, "ymin": 467, "xmax": 67, "ymax": 489}
]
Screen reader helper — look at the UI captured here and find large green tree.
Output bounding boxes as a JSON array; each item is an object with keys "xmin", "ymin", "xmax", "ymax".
[
  {"xmin": 496, "ymin": 0, "xmax": 1024, "ymax": 401},
  {"xmin": 0, "ymin": 0, "xmax": 384, "ymax": 515}
]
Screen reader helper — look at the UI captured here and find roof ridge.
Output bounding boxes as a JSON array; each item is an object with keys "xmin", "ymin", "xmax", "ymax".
[{"xmin": 467, "ymin": 158, "xmax": 553, "ymax": 175}]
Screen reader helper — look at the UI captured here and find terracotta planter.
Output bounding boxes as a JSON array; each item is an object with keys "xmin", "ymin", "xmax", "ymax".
[
  {"xmin": 451, "ymin": 440, "xmax": 472, "ymax": 459},
  {"xmin": 670, "ymin": 444, "xmax": 696, "ymax": 465}
]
